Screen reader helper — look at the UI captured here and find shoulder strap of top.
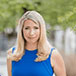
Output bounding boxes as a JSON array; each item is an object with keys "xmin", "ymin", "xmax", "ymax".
[
  {"xmin": 50, "ymin": 48, "xmax": 55, "ymax": 57},
  {"xmin": 12, "ymin": 47, "xmax": 16, "ymax": 53}
]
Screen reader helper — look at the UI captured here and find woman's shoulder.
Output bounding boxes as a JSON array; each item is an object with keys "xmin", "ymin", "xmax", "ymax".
[
  {"xmin": 50, "ymin": 49, "xmax": 66, "ymax": 75},
  {"xmin": 7, "ymin": 48, "xmax": 12, "ymax": 55},
  {"xmin": 52, "ymin": 48, "xmax": 63, "ymax": 59},
  {"xmin": 51, "ymin": 48, "xmax": 64, "ymax": 67},
  {"xmin": 7, "ymin": 46, "xmax": 16, "ymax": 59},
  {"xmin": 51, "ymin": 48, "xmax": 60, "ymax": 57},
  {"xmin": 7, "ymin": 46, "xmax": 16, "ymax": 53}
]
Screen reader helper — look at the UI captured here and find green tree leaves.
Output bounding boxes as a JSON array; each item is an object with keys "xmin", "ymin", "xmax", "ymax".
[{"xmin": 0, "ymin": 0, "xmax": 76, "ymax": 31}]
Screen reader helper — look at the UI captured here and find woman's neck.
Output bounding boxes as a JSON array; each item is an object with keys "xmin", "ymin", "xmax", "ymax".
[{"xmin": 25, "ymin": 42, "xmax": 38, "ymax": 51}]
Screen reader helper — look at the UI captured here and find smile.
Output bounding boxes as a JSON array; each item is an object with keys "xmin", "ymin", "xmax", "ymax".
[{"xmin": 28, "ymin": 37, "xmax": 36, "ymax": 39}]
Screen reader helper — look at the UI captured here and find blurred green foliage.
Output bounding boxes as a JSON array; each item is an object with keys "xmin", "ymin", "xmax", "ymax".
[{"xmin": 0, "ymin": 0, "xmax": 76, "ymax": 31}]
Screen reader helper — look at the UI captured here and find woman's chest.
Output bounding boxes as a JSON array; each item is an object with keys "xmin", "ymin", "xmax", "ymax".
[{"xmin": 12, "ymin": 54, "xmax": 53, "ymax": 76}]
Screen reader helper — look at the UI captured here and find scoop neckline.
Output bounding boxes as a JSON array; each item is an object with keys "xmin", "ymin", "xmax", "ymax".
[{"xmin": 25, "ymin": 49, "xmax": 38, "ymax": 52}]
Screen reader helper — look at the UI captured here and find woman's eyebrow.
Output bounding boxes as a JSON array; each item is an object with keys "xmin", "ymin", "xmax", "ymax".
[
  {"xmin": 34, "ymin": 26, "xmax": 39, "ymax": 27},
  {"xmin": 24, "ymin": 25, "xmax": 30, "ymax": 27}
]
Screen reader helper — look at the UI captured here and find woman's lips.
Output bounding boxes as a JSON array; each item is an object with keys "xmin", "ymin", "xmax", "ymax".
[{"xmin": 28, "ymin": 37, "xmax": 36, "ymax": 39}]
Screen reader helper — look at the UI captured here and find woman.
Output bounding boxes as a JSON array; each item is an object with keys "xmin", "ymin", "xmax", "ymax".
[{"xmin": 7, "ymin": 11, "xmax": 66, "ymax": 76}]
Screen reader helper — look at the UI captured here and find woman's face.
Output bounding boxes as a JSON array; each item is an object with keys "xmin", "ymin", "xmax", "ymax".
[{"xmin": 23, "ymin": 19, "xmax": 40, "ymax": 44}]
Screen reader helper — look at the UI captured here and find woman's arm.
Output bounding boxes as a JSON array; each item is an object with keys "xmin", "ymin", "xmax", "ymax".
[
  {"xmin": 7, "ymin": 48, "xmax": 12, "ymax": 76},
  {"xmin": 51, "ymin": 49, "xmax": 66, "ymax": 76}
]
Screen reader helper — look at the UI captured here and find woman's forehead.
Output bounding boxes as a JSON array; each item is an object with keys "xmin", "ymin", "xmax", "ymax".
[{"xmin": 23, "ymin": 19, "xmax": 39, "ymax": 27}]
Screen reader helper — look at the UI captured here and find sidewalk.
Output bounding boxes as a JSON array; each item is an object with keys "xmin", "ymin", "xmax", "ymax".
[{"xmin": 0, "ymin": 51, "xmax": 8, "ymax": 76}]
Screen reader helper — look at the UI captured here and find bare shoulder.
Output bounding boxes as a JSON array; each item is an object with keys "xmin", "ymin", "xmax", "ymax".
[
  {"xmin": 50, "ymin": 49, "xmax": 66, "ymax": 76},
  {"xmin": 7, "ymin": 48, "xmax": 12, "ymax": 54},
  {"xmin": 7, "ymin": 48, "xmax": 12, "ymax": 56},
  {"xmin": 51, "ymin": 48, "xmax": 63, "ymax": 66}
]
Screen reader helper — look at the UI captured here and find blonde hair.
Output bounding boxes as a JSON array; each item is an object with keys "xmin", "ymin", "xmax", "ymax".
[{"xmin": 7, "ymin": 11, "xmax": 52, "ymax": 62}]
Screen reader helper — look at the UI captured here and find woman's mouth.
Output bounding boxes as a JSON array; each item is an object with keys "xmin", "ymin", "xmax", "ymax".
[{"xmin": 28, "ymin": 37, "xmax": 36, "ymax": 39}]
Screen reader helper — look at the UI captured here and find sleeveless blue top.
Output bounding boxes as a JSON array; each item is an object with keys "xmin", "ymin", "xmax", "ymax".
[{"xmin": 12, "ymin": 48, "xmax": 54, "ymax": 76}]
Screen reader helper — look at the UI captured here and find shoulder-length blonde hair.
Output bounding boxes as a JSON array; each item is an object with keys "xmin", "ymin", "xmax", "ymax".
[{"xmin": 7, "ymin": 11, "xmax": 52, "ymax": 62}]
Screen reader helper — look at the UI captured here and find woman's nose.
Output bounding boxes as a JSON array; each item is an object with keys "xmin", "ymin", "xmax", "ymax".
[{"xmin": 30, "ymin": 29, "xmax": 35, "ymax": 36}]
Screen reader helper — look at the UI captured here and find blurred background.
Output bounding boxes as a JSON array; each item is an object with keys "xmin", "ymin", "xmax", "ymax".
[{"xmin": 0, "ymin": 0, "xmax": 76, "ymax": 76}]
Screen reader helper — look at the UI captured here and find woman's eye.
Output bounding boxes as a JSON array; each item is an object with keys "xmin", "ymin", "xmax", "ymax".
[
  {"xmin": 34, "ymin": 27, "xmax": 39, "ymax": 29},
  {"xmin": 25, "ymin": 28, "xmax": 29, "ymax": 30}
]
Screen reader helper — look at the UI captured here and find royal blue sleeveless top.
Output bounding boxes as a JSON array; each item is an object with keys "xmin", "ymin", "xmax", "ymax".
[{"xmin": 12, "ymin": 47, "xmax": 55, "ymax": 76}]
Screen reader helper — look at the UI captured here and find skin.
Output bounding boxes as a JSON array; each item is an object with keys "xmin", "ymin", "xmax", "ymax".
[
  {"xmin": 7, "ymin": 19, "xmax": 66, "ymax": 76},
  {"xmin": 51, "ymin": 50, "xmax": 66, "ymax": 76},
  {"xmin": 23, "ymin": 19, "xmax": 40, "ymax": 50},
  {"xmin": 7, "ymin": 48, "xmax": 12, "ymax": 76}
]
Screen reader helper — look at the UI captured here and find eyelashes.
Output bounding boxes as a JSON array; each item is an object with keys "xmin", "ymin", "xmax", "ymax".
[
  {"xmin": 25, "ymin": 28, "xmax": 29, "ymax": 30},
  {"xmin": 34, "ymin": 27, "xmax": 39, "ymax": 29},
  {"xmin": 24, "ymin": 27, "xmax": 39, "ymax": 30}
]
